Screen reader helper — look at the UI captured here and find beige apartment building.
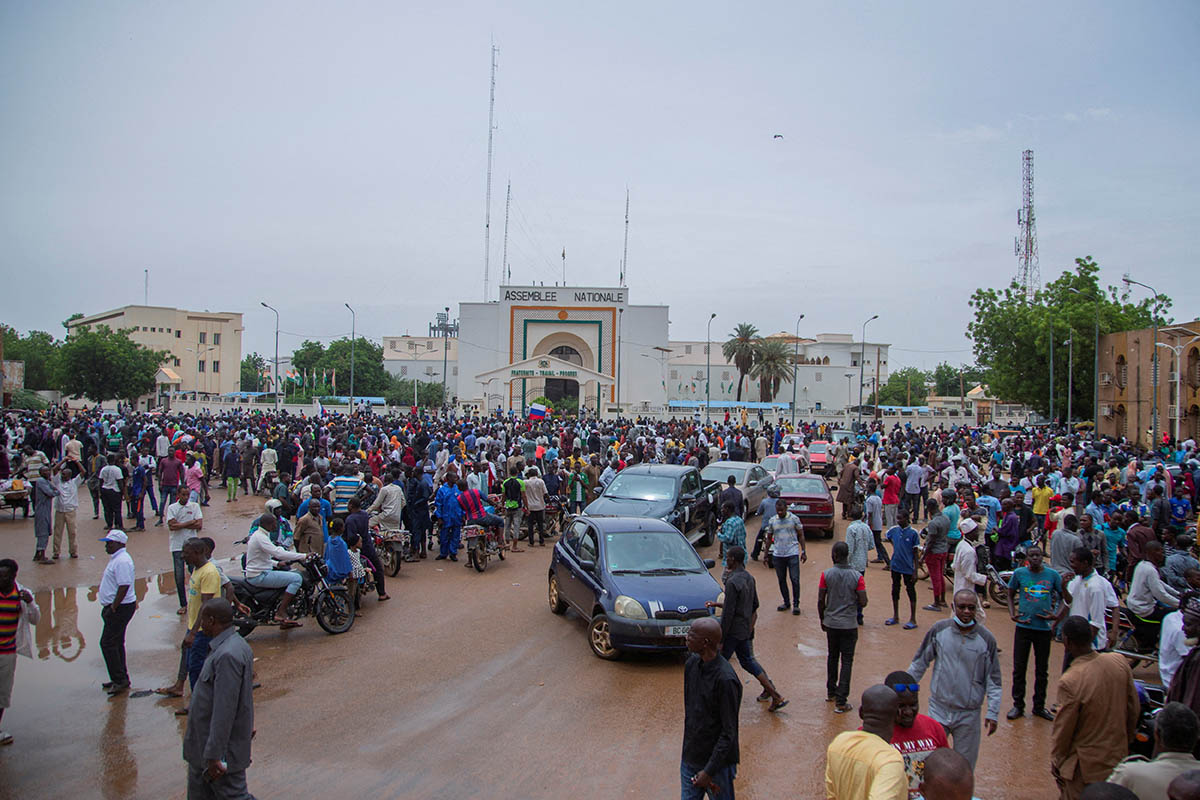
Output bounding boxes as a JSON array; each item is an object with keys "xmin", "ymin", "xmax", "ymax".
[
  {"xmin": 1097, "ymin": 319, "xmax": 1200, "ymax": 445},
  {"xmin": 382, "ymin": 335, "xmax": 458, "ymax": 386},
  {"xmin": 67, "ymin": 305, "xmax": 244, "ymax": 397}
]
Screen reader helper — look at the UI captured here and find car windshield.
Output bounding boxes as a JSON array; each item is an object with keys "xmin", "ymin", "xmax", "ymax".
[
  {"xmin": 810, "ymin": 442, "xmax": 828, "ymax": 454},
  {"xmin": 761, "ymin": 456, "xmax": 780, "ymax": 471},
  {"xmin": 606, "ymin": 530, "xmax": 705, "ymax": 573},
  {"xmin": 775, "ymin": 477, "xmax": 827, "ymax": 495},
  {"xmin": 603, "ymin": 473, "xmax": 676, "ymax": 501},
  {"xmin": 701, "ymin": 465, "xmax": 746, "ymax": 484}
]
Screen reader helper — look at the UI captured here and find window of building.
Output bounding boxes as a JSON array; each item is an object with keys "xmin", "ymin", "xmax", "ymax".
[
  {"xmin": 390, "ymin": 342, "xmax": 397, "ymax": 351},
  {"xmin": 175, "ymin": 330, "xmax": 181, "ymax": 338},
  {"xmin": 703, "ymin": 344, "xmax": 710, "ymax": 355},
  {"xmin": 198, "ymin": 360, "xmax": 206, "ymax": 373},
  {"xmin": 425, "ymin": 366, "xmax": 435, "ymax": 375},
  {"xmin": 426, "ymin": 342, "xmax": 433, "ymax": 351},
  {"xmin": 409, "ymin": 341, "xmax": 417, "ymax": 351},
  {"xmin": 685, "ymin": 345, "xmax": 692, "ymax": 355},
  {"xmin": 452, "ymin": 367, "xmax": 458, "ymax": 376},
  {"xmin": 199, "ymin": 332, "xmax": 206, "ymax": 344},
  {"xmin": 400, "ymin": 366, "xmax": 407, "ymax": 376},
  {"xmin": 212, "ymin": 361, "xmax": 220, "ymax": 373},
  {"xmin": 670, "ymin": 369, "xmax": 678, "ymax": 380},
  {"xmin": 721, "ymin": 370, "xmax": 730, "ymax": 381},
  {"xmin": 851, "ymin": 358, "xmax": 858, "ymax": 367},
  {"xmin": 213, "ymin": 333, "xmax": 220, "ymax": 345},
  {"xmin": 166, "ymin": 328, "xmax": 171, "ymax": 333},
  {"xmin": 173, "ymin": 358, "xmax": 180, "ymax": 367},
  {"xmin": 815, "ymin": 372, "xmax": 823, "ymax": 382},
  {"xmin": 694, "ymin": 370, "xmax": 704, "ymax": 380}
]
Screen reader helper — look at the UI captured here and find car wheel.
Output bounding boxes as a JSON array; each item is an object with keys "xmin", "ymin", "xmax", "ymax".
[
  {"xmin": 700, "ymin": 511, "xmax": 716, "ymax": 548},
  {"xmin": 548, "ymin": 574, "xmax": 567, "ymax": 615},
  {"xmin": 587, "ymin": 613, "xmax": 622, "ymax": 660},
  {"xmin": 823, "ymin": 527, "xmax": 834, "ymax": 540}
]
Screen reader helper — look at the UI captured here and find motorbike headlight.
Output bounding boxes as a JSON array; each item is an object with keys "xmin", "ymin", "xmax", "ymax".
[
  {"xmin": 614, "ymin": 595, "xmax": 648, "ymax": 620},
  {"xmin": 713, "ymin": 591, "xmax": 724, "ymax": 618}
]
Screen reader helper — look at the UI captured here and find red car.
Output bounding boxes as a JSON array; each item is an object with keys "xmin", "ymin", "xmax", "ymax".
[
  {"xmin": 773, "ymin": 473, "xmax": 835, "ymax": 538},
  {"xmin": 807, "ymin": 440, "xmax": 833, "ymax": 477}
]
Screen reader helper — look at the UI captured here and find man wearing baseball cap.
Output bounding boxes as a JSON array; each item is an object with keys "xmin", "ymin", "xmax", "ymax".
[{"xmin": 98, "ymin": 530, "xmax": 136, "ymax": 695}]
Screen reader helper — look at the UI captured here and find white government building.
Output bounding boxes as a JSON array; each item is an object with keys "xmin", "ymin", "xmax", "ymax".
[{"xmin": 383, "ymin": 285, "xmax": 889, "ymax": 417}]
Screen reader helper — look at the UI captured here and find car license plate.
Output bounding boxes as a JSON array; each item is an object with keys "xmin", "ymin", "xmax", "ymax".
[
  {"xmin": 798, "ymin": 504, "xmax": 809, "ymax": 512},
  {"xmin": 665, "ymin": 625, "xmax": 689, "ymax": 637}
]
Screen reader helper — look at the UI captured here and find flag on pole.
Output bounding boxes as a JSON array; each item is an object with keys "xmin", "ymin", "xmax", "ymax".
[
  {"xmin": 331, "ymin": 369, "xmax": 337, "ymax": 392},
  {"xmin": 529, "ymin": 402, "xmax": 547, "ymax": 420}
]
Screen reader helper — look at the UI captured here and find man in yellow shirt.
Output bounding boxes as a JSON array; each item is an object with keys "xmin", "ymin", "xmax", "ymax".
[
  {"xmin": 183, "ymin": 538, "xmax": 222, "ymax": 691},
  {"xmin": 826, "ymin": 684, "xmax": 909, "ymax": 800},
  {"xmin": 1031, "ymin": 476, "xmax": 1055, "ymax": 533}
]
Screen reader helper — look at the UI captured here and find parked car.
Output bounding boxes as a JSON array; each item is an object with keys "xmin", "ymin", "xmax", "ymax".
[
  {"xmin": 700, "ymin": 461, "xmax": 773, "ymax": 516},
  {"xmin": 585, "ymin": 464, "xmax": 718, "ymax": 546},
  {"xmin": 773, "ymin": 473, "xmax": 836, "ymax": 538},
  {"xmin": 548, "ymin": 516, "xmax": 723, "ymax": 660},
  {"xmin": 760, "ymin": 453, "xmax": 803, "ymax": 481},
  {"xmin": 808, "ymin": 440, "xmax": 833, "ymax": 476}
]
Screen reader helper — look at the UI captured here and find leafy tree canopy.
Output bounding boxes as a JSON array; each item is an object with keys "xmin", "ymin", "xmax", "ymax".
[
  {"xmin": 58, "ymin": 325, "xmax": 168, "ymax": 403},
  {"xmin": 240, "ymin": 353, "xmax": 267, "ymax": 392}
]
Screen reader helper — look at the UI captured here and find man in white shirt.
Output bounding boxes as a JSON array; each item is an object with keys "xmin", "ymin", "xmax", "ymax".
[
  {"xmin": 1065, "ymin": 546, "xmax": 1119, "ymax": 655},
  {"xmin": 1159, "ymin": 608, "xmax": 1195, "ymax": 688},
  {"xmin": 50, "ymin": 460, "xmax": 83, "ymax": 559},
  {"xmin": 98, "ymin": 530, "xmax": 137, "ymax": 694},
  {"xmin": 953, "ymin": 519, "xmax": 988, "ymax": 597},
  {"xmin": 167, "ymin": 486, "xmax": 203, "ymax": 614},
  {"xmin": 522, "ymin": 468, "xmax": 549, "ymax": 547},
  {"xmin": 243, "ymin": 515, "xmax": 307, "ymax": 627},
  {"xmin": 156, "ymin": 431, "xmax": 171, "ymax": 459},
  {"xmin": 1128, "ymin": 541, "xmax": 1180, "ymax": 648}
]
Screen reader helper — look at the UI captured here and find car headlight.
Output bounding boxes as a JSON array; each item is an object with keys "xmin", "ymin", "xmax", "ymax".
[
  {"xmin": 713, "ymin": 591, "xmax": 724, "ymax": 618},
  {"xmin": 614, "ymin": 595, "xmax": 648, "ymax": 620}
]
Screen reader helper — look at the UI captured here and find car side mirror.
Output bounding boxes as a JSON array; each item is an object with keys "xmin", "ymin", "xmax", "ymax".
[
  {"xmin": 703, "ymin": 558, "xmax": 716, "ymax": 569},
  {"xmin": 579, "ymin": 560, "xmax": 596, "ymax": 572}
]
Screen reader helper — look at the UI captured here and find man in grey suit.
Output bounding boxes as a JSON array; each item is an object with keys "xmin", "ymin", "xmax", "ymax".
[{"xmin": 183, "ymin": 598, "xmax": 256, "ymax": 799}]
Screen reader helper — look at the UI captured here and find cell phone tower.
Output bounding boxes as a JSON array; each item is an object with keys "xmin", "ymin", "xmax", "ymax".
[{"xmin": 1014, "ymin": 149, "xmax": 1040, "ymax": 301}]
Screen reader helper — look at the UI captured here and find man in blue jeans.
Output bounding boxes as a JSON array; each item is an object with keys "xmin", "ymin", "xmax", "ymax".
[{"xmin": 681, "ymin": 617, "xmax": 741, "ymax": 799}]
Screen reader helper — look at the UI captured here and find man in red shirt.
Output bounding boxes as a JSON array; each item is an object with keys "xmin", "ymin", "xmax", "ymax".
[
  {"xmin": 886, "ymin": 670, "xmax": 950, "ymax": 799},
  {"xmin": 883, "ymin": 466, "xmax": 903, "ymax": 531}
]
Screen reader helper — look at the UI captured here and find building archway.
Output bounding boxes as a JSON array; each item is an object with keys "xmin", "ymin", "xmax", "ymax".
[
  {"xmin": 1115, "ymin": 404, "xmax": 1128, "ymax": 439},
  {"xmin": 543, "ymin": 345, "xmax": 582, "ymax": 405},
  {"xmin": 1190, "ymin": 405, "xmax": 1199, "ymax": 442},
  {"xmin": 531, "ymin": 330, "xmax": 600, "ymax": 410}
]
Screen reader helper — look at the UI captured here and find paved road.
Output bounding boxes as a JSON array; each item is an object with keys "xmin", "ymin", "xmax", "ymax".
[{"xmin": 0, "ymin": 490, "xmax": 1152, "ymax": 798}]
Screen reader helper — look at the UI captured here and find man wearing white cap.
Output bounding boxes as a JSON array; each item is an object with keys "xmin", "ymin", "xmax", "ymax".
[
  {"xmin": 952, "ymin": 518, "xmax": 987, "ymax": 598},
  {"xmin": 98, "ymin": 530, "xmax": 136, "ymax": 695}
]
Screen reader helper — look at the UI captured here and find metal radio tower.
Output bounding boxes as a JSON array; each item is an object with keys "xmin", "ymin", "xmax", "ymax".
[
  {"xmin": 1014, "ymin": 149, "xmax": 1040, "ymax": 301},
  {"xmin": 482, "ymin": 43, "xmax": 498, "ymax": 301}
]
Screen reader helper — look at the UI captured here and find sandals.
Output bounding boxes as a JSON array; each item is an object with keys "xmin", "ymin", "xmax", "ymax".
[
  {"xmin": 885, "ymin": 618, "xmax": 899, "ymax": 626},
  {"xmin": 274, "ymin": 619, "xmax": 302, "ymax": 629},
  {"xmin": 768, "ymin": 698, "xmax": 789, "ymax": 713},
  {"xmin": 903, "ymin": 621, "xmax": 918, "ymax": 630},
  {"xmin": 155, "ymin": 687, "xmax": 184, "ymax": 698}
]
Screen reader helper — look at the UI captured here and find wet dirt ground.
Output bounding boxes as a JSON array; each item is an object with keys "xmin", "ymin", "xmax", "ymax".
[{"xmin": 0, "ymin": 489, "xmax": 1156, "ymax": 799}]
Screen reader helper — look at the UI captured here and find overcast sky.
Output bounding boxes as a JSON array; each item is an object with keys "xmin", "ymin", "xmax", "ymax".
[{"xmin": 2, "ymin": 1, "xmax": 1197, "ymax": 372}]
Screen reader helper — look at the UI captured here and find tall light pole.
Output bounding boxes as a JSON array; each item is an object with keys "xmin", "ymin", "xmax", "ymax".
[
  {"xmin": 1065, "ymin": 336, "xmax": 1074, "ymax": 426},
  {"xmin": 1156, "ymin": 331, "xmax": 1200, "ymax": 443},
  {"xmin": 790, "ymin": 314, "xmax": 806, "ymax": 428},
  {"xmin": 1049, "ymin": 323, "xmax": 1054, "ymax": 425},
  {"xmin": 845, "ymin": 373, "xmax": 854, "ymax": 411},
  {"xmin": 856, "ymin": 314, "xmax": 878, "ymax": 431},
  {"xmin": 345, "ymin": 303, "xmax": 356, "ymax": 410},
  {"xmin": 616, "ymin": 307, "xmax": 624, "ymax": 415},
  {"xmin": 261, "ymin": 302, "xmax": 279, "ymax": 413},
  {"xmin": 1068, "ymin": 287, "xmax": 1101, "ymax": 429},
  {"xmin": 1124, "ymin": 274, "xmax": 1162, "ymax": 446},
  {"xmin": 441, "ymin": 306, "xmax": 450, "ymax": 410},
  {"xmin": 705, "ymin": 313, "xmax": 717, "ymax": 423}
]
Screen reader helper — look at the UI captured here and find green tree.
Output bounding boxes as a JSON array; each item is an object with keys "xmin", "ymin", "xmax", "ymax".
[
  {"xmin": 240, "ymin": 353, "xmax": 267, "ymax": 392},
  {"xmin": 931, "ymin": 362, "xmax": 987, "ymax": 397},
  {"xmin": 868, "ymin": 367, "xmax": 930, "ymax": 406},
  {"xmin": 57, "ymin": 325, "xmax": 169, "ymax": 403},
  {"xmin": 968, "ymin": 257, "xmax": 1164, "ymax": 419},
  {"xmin": 1, "ymin": 326, "xmax": 61, "ymax": 390},
  {"xmin": 385, "ymin": 379, "xmax": 445, "ymax": 408},
  {"xmin": 291, "ymin": 340, "xmax": 325, "ymax": 373},
  {"xmin": 721, "ymin": 323, "xmax": 759, "ymax": 402},
  {"xmin": 291, "ymin": 337, "xmax": 393, "ymax": 398},
  {"xmin": 751, "ymin": 339, "xmax": 793, "ymax": 401}
]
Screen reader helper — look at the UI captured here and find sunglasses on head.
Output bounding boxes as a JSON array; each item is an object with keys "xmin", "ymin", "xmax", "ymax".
[{"xmin": 892, "ymin": 684, "xmax": 920, "ymax": 694}]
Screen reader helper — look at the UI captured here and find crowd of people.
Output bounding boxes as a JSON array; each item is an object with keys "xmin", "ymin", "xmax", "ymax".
[{"xmin": 3, "ymin": 402, "xmax": 1200, "ymax": 798}]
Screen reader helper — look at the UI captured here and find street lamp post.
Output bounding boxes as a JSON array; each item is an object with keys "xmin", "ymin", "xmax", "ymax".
[
  {"xmin": 1065, "ymin": 336, "xmax": 1074, "ymax": 426},
  {"xmin": 1067, "ymin": 287, "xmax": 1101, "ymax": 429},
  {"xmin": 345, "ymin": 303, "xmax": 356, "ymax": 411},
  {"xmin": 845, "ymin": 373, "xmax": 854, "ymax": 411},
  {"xmin": 441, "ymin": 306, "xmax": 450, "ymax": 410},
  {"xmin": 1156, "ymin": 333, "xmax": 1200, "ymax": 443},
  {"xmin": 856, "ymin": 314, "xmax": 879, "ymax": 431},
  {"xmin": 1124, "ymin": 275, "xmax": 1163, "ymax": 446},
  {"xmin": 616, "ymin": 308, "xmax": 624, "ymax": 415},
  {"xmin": 261, "ymin": 302, "xmax": 279, "ymax": 413},
  {"xmin": 790, "ymin": 314, "xmax": 805, "ymax": 428},
  {"xmin": 705, "ymin": 313, "xmax": 716, "ymax": 423}
]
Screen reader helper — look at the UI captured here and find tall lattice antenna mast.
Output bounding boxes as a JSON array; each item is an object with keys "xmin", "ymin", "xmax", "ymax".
[
  {"xmin": 620, "ymin": 188, "xmax": 629, "ymax": 287},
  {"xmin": 482, "ymin": 43, "xmax": 498, "ymax": 300},
  {"xmin": 502, "ymin": 180, "xmax": 511, "ymax": 284},
  {"xmin": 1014, "ymin": 149, "xmax": 1040, "ymax": 301}
]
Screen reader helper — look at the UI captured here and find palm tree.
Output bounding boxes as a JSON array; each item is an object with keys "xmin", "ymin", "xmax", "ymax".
[
  {"xmin": 752, "ymin": 339, "xmax": 794, "ymax": 402},
  {"xmin": 722, "ymin": 323, "xmax": 759, "ymax": 402}
]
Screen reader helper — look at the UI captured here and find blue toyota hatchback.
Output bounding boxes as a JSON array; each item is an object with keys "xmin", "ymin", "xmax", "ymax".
[{"xmin": 548, "ymin": 515, "xmax": 723, "ymax": 660}]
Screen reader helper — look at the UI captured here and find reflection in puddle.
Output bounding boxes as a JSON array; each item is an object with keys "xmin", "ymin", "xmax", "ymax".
[
  {"xmin": 33, "ymin": 573, "xmax": 175, "ymax": 663},
  {"xmin": 100, "ymin": 692, "xmax": 139, "ymax": 800}
]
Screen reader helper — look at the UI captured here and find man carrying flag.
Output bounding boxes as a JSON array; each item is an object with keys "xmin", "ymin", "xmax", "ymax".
[{"xmin": 529, "ymin": 403, "xmax": 547, "ymax": 421}]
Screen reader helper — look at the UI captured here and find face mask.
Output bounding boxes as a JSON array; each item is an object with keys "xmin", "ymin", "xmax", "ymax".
[{"xmin": 953, "ymin": 614, "xmax": 975, "ymax": 629}]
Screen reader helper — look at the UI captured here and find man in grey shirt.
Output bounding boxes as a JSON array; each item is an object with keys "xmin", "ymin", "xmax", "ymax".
[
  {"xmin": 923, "ymin": 500, "xmax": 952, "ymax": 612},
  {"xmin": 818, "ymin": 542, "xmax": 868, "ymax": 713},
  {"xmin": 864, "ymin": 481, "xmax": 888, "ymax": 566},
  {"xmin": 1050, "ymin": 514, "xmax": 1083, "ymax": 580},
  {"xmin": 184, "ymin": 598, "xmax": 255, "ymax": 799}
]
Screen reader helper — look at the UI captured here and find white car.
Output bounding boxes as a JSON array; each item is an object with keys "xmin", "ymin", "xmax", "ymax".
[{"xmin": 759, "ymin": 453, "xmax": 804, "ymax": 480}]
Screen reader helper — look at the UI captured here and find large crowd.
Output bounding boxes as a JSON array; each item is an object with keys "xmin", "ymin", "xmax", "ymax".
[{"xmin": 3, "ymin": 402, "xmax": 1200, "ymax": 798}]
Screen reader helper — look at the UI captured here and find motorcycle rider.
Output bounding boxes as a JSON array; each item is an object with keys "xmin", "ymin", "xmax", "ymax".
[{"xmin": 243, "ymin": 514, "xmax": 307, "ymax": 629}]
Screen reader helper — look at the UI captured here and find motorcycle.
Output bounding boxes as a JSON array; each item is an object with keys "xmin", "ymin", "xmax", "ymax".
[
  {"xmin": 372, "ymin": 527, "xmax": 410, "ymax": 577},
  {"xmin": 1108, "ymin": 606, "xmax": 1161, "ymax": 669},
  {"xmin": 229, "ymin": 553, "xmax": 355, "ymax": 637},
  {"xmin": 1131, "ymin": 680, "xmax": 1167, "ymax": 758},
  {"xmin": 256, "ymin": 470, "xmax": 279, "ymax": 497},
  {"xmin": 460, "ymin": 523, "xmax": 506, "ymax": 573},
  {"xmin": 987, "ymin": 563, "xmax": 1011, "ymax": 606}
]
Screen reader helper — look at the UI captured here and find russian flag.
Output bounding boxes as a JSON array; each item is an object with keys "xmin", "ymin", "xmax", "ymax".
[{"xmin": 529, "ymin": 402, "xmax": 547, "ymax": 420}]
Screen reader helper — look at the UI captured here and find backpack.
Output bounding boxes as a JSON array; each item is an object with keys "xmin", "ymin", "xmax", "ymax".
[{"xmin": 503, "ymin": 477, "xmax": 523, "ymax": 503}]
